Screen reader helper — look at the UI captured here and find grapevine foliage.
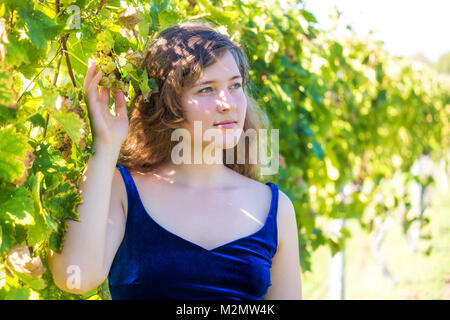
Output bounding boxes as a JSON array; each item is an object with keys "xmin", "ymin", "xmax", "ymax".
[{"xmin": 0, "ymin": 0, "xmax": 449, "ymax": 299}]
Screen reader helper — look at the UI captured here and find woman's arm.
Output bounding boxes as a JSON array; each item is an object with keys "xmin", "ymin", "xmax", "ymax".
[
  {"xmin": 49, "ymin": 60, "xmax": 129, "ymax": 295},
  {"xmin": 48, "ymin": 146, "xmax": 125, "ymax": 294},
  {"xmin": 264, "ymin": 190, "xmax": 302, "ymax": 300}
]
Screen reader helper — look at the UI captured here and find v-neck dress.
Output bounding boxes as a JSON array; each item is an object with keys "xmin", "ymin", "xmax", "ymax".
[{"xmin": 107, "ymin": 164, "xmax": 279, "ymax": 300}]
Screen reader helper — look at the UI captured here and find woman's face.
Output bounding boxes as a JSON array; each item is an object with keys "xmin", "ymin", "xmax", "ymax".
[{"xmin": 180, "ymin": 50, "xmax": 247, "ymax": 153}]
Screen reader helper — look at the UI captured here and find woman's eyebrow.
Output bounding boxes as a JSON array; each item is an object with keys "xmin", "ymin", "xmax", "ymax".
[{"xmin": 194, "ymin": 75, "xmax": 242, "ymax": 87}]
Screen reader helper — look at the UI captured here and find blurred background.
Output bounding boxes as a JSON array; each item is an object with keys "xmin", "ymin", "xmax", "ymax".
[
  {"xmin": 295, "ymin": 0, "xmax": 450, "ymax": 300},
  {"xmin": 302, "ymin": 0, "xmax": 450, "ymax": 64}
]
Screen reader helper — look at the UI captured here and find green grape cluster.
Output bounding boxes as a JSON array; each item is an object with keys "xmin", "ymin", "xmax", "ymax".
[
  {"xmin": 53, "ymin": 125, "xmax": 72, "ymax": 161},
  {"xmin": 96, "ymin": 32, "xmax": 112, "ymax": 55},
  {"xmin": 93, "ymin": 54, "xmax": 129, "ymax": 92},
  {"xmin": 94, "ymin": 36, "xmax": 130, "ymax": 93}
]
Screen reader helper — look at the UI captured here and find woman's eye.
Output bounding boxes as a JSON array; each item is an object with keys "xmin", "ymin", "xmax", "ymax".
[
  {"xmin": 198, "ymin": 83, "xmax": 242, "ymax": 94},
  {"xmin": 199, "ymin": 87, "xmax": 212, "ymax": 94}
]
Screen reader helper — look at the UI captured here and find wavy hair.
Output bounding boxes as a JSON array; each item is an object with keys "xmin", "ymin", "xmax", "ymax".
[{"xmin": 117, "ymin": 20, "xmax": 268, "ymax": 181}]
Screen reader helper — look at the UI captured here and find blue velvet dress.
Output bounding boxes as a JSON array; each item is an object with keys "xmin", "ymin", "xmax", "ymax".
[{"xmin": 107, "ymin": 164, "xmax": 279, "ymax": 300}]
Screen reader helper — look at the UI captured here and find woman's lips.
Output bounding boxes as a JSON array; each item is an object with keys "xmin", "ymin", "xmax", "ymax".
[{"xmin": 214, "ymin": 122, "xmax": 237, "ymax": 129}]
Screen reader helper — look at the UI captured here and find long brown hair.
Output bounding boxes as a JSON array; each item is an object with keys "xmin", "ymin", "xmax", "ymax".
[{"xmin": 117, "ymin": 20, "xmax": 268, "ymax": 181}]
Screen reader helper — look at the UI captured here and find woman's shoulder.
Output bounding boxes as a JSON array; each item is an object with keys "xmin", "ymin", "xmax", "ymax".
[{"xmin": 237, "ymin": 174, "xmax": 297, "ymax": 249}]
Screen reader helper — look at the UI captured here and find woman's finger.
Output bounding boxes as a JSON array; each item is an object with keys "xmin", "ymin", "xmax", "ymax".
[
  {"xmin": 86, "ymin": 71, "xmax": 103, "ymax": 103},
  {"xmin": 112, "ymin": 89, "xmax": 127, "ymax": 118},
  {"xmin": 99, "ymin": 86, "xmax": 111, "ymax": 112},
  {"xmin": 83, "ymin": 59, "xmax": 97, "ymax": 92}
]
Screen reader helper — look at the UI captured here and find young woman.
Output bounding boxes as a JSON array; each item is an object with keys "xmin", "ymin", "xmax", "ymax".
[{"xmin": 49, "ymin": 21, "xmax": 302, "ymax": 300}]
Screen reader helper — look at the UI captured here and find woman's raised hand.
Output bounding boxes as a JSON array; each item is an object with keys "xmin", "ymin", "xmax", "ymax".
[{"xmin": 83, "ymin": 59, "xmax": 129, "ymax": 153}]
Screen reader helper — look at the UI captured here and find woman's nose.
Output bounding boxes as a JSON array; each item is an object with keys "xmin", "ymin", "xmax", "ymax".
[{"xmin": 217, "ymin": 89, "xmax": 235, "ymax": 111}]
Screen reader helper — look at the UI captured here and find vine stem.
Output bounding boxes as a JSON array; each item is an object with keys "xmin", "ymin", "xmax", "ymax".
[
  {"xmin": 95, "ymin": 0, "xmax": 108, "ymax": 15},
  {"xmin": 60, "ymin": 34, "xmax": 77, "ymax": 88},
  {"xmin": 8, "ymin": 10, "xmax": 14, "ymax": 29}
]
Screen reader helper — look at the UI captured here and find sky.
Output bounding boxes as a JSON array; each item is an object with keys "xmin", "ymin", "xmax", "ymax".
[{"xmin": 292, "ymin": 0, "xmax": 450, "ymax": 62}]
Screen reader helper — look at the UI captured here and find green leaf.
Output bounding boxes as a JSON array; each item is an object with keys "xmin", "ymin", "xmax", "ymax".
[
  {"xmin": 66, "ymin": 32, "xmax": 97, "ymax": 77},
  {"xmin": 112, "ymin": 31, "xmax": 135, "ymax": 54},
  {"xmin": 138, "ymin": 69, "xmax": 150, "ymax": 97},
  {"xmin": 7, "ymin": 265, "xmax": 47, "ymax": 291},
  {"xmin": 103, "ymin": 30, "xmax": 116, "ymax": 52},
  {"xmin": 5, "ymin": 0, "xmax": 33, "ymax": 11},
  {"xmin": 49, "ymin": 219, "xmax": 68, "ymax": 253},
  {"xmin": 0, "ymin": 106, "xmax": 17, "ymax": 126},
  {"xmin": 42, "ymin": 180, "xmax": 82, "ymax": 222},
  {"xmin": 0, "ymin": 67, "xmax": 15, "ymax": 111},
  {"xmin": 50, "ymin": 111, "xmax": 85, "ymax": 148},
  {"xmin": 300, "ymin": 9, "xmax": 318, "ymax": 23},
  {"xmin": 0, "ymin": 217, "xmax": 15, "ymax": 254},
  {"xmin": 4, "ymin": 286, "xmax": 31, "ymax": 300},
  {"xmin": 0, "ymin": 127, "xmax": 33, "ymax": 184},
  {"xmin": 4, "ymin": 36, "xmax": 30, "ymax": 67},
  {"xmin": 32, "ymin": 142, "xmax": 69, "ymax": 176},
  {"xmin": 18, "ymin": 9, "xmax": 64, "ymax": 49},
  {"xmin": 149, "ymin": 5, "xmax": 159, "ymax": 32},
  {"xmin": 27, "ymin": 172, "xmax": 51, "ymax": 245},
  {"xmin": 196, "ymin": 0, "xmax": 235, "ymax": 26},
  {"xmin": 311, "ymin": 140, "xmax": 325, "ymax": 160},
  {"xmin": 0, "ymin": 187, "xmax": 34, "ymax": 226},
  {"xmin": 38, "ymin": 81, "xmax": 60, "ymax": 111},
  {"xmin": 16, "ymin": 40, "xmax": 47, "ymax": 79},
  {"xmin": 26, "ymin": 113, "xmax": 46, "ymax": 128},
  {"xmin": 158, "ymin": 10, "xmax": 181, "ymax": 30},
  {"xmin": 153, "ymin": 0, "xmax": 170, "ymax": 12}
]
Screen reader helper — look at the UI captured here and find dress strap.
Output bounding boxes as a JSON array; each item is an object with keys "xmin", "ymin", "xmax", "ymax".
[
  {"xmin": 265, "ymin": 182, "xmax": 279, "ymax": 217},
  {"xmin": 265, "ymin": 182, "xmax": 279, "ymax": 250}
]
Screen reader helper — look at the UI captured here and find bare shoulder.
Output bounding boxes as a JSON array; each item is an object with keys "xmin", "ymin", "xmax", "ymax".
[
  {"xmin": 264, "ymin": 187, "xmax": 302, "ymax": 300},
  {"xmin": 112, "ymin": 166, "xmax": 127, "ymax": 218},
  {"xmin": 275, "ymin": 188, "xmax": 297, "ymax": 248},
  {"xmin": 277, "ymin": 189, "xmax": 295, "ymax": 217}
]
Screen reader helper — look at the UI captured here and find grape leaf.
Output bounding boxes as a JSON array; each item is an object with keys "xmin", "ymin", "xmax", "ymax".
[
  {"xmin": 0, "ymin": 187, "xmax": 34, "ymax": 226},
  {"xmin": 7, "ymin": 266, "xmax": 47, "ymax": 291},
  {"xmin": 0, "ymin": 106, "xmax": 17, "ymax": 125},
  {"xmin": 0, "ymin": 127, "xmax": 33, "ymax": 184},
  {"xmin": 42, "ymin": 180, "xmax": 82, "ymax": 222},
  {"xmin": 153, "ymin": 0, "xmax": 171, "ymax": 12},
  {"xmin": 196, "ymin": 0, "xmax": 235, "ymax": 26},
  {"xmin": 18, "ymin": 9, "xmax": 64, "ymax": 49},
  {"xmin": 138, "ymin": 69, "xmax": 150, "ymax": 97},
  {"xmin": 0, "ymin": 67, "xmax": 15, "ymax": 110},
  {"xmin": 0, "ymin": 219, "xmax": 15, "ymax": 255},
  {"xmin": 66, "ymin": 32, "xmax": 97, "ymax": 77},
  {"xmin": 158, "ymin": 10, "xmax": 181, "ymax": 30},
  {"xmin": 311, "ymin": 140, "xmax": 325, "ymax": 160},
  {"xmin": 26, "ymin": 172, "xmax": 51, "ymax": 245},
  {"xmin": 32, "ymin": 142, "xmax": 69, "ymax": 177},
  {"xmin": 50, "ymin": 111, "xmax": 85, "ymax": 148},
  {"xmin": 4, "ymin": 286, "xmax": 31, "ymax": 300},
  {"xmin": 49, "ymin": 219, "xmax": 68, "ymax": 253}
]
